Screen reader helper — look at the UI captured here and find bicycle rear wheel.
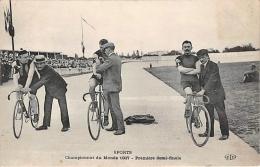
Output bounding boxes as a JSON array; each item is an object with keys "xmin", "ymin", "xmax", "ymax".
[
  {"xmin": 87, "ymin": 101, "xmax": 101, "ymax": 140},
  {"xmin": 13, "ymin": 101, "xmax": 23, "ymax": 139},
  {"xmin": 29, "ymin": 96, "xmax": 40, "ymax": 128},
  {"xmin": 190, "ymin": 105, "xmax": 211, "ymax": 147}
]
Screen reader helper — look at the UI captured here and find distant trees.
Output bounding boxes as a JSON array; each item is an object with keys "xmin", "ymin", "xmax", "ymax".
[
  {"xmin": 208, "ymin": 48, "xmax": 220, "ymax": 53},
  {"xmin": 223, "ymin": 44, "xmax": 256, "ymax": 53},
  {"xmin": 162, "ymin": 50, "xmax": 181, "ymax": 56}
]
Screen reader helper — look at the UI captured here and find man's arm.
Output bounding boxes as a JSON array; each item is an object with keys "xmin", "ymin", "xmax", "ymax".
[
  {"xmin": 29, "ymin": 74, "xmax": 50, "ymax": 93},
  {"xmin": 24, "ymin": 63, "xmax": 36, "ymax": 88},
  {"xmin": 96, "ymin": 57, "xmax": 113, "ymax": 73},
  {"xmin": 11, "ymin": 61, "xmax": 20, "ymax": 88},
  {"xmin": 184, "ymin": 61, "xmax": 201, "ymax": 75}
]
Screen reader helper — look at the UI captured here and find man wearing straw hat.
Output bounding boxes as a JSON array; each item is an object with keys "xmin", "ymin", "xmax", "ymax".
[{"xmin": 22, "ymin": 55, "xmax": 70, "ymax": 132}]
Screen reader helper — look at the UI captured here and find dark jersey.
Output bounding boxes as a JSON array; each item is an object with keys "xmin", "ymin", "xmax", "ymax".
[
  {"xmin": 13, "ymin": 60, "xmax": 39, "ymax": 87},
  {"xmin": 175, "ymin": 54, "xmax": 199, "ymax": 82}
]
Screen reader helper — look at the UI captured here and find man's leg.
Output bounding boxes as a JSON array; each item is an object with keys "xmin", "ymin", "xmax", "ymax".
[
  {"xmin": 205, "ymin": 103, "xmax": 215, "ymax": 137},
  {"xmin": 43, "ymin": 93, "xmax": 54, "ymax": 127},
  {"xmin": 184, "ymin": 86, "xmax": 193, "ymax": 117},
  {"xmin": 214, "ymin": 101, "xmax": 229, "ymax": 137},
  {"xmin": 89, "ymin": 77, "xmax": 98, "ymax": 102},
  {"xmin": 57, "ymin": 93, "xmax": 70, "ymax": 129},
  {"xmin": 104, "ymin": 91, "xmax": 117, "ymax": 130},
  {"xmin": 109, "ymin": 92, "xmax": 125, "ymax": 133},
  {"xmin": 103, "ymin": 92, "xmax": 110, "ymax": 126}
]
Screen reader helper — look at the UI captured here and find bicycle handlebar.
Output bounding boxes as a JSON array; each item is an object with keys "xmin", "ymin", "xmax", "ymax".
[
  {"xmin": 7, "ymin": 90, "xmax": 28, "ymax": 101},
  {"xmin": 186, "ymin": 93, "xmax": 210, "ymax": 104},
  {"xmin": 82, "ymin": 91, "xmax": 103, "ymax": 102}
]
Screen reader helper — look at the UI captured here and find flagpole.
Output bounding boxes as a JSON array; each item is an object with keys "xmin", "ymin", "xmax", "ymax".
[
  {"xmin": 81, "ymin": 18, "xmax": 84, "ymax": 58},
  {"xmin": 9, "ymin": 0, "xmax": 15, "ymax": 59}
]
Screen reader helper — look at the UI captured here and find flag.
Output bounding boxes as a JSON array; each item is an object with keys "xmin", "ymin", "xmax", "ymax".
[
  {"xmin": 4, "ymin": 10, "xmax": 7, "ymax": 32},
  {"xmin": 81, "ymin": 17, "xmax": 96, "ymax": 31},
  {"xmin": 81, "ymin": 41, "xmax": 85, "ymax": 54}
]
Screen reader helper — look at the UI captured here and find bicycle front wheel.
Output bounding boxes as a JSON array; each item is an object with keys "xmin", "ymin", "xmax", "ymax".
[
  {"xmin": 29, "ymin": 96, "xmax": 40, "ymax": 128},
  {"xmin": 190, "ymin": 105, "xmax": 211, "ymax": 147},
  {"xmin": 87, "ymin": 101, "xmax": 101, "ymax": 140},
  {"xmin": 13, "ymin": 101, "xmax": 24, "ymax": 139}
]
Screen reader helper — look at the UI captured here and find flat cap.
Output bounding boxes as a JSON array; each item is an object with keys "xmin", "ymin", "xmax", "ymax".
[
  {"xmin": 101, "ymin": 42, "xmax": 115, "ymax": 49},
  {"xmin": 19, "ymin": 49, "xmax": 28, "ymax": 56},
  {"xmin": 196, "ymin": 49, "xmax": 208, "ymax": 58}
]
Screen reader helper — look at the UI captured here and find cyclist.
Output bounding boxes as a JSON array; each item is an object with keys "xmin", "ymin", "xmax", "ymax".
[
  {"xmin": 175, "ymin": 40, "xmax": 201, "ymax": 119},
  {"xmin": 12, "ymin": 49, "xmax": 39, "ymax": 122},
  {"xmin": 89, "ymin": 39, "xmax": 109, "ymax": 126}
]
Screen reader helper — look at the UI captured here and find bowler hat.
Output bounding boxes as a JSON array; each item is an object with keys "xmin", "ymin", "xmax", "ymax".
[{"xmin": 34, "ymin": 55, "xmax": 46, "ymax": 63}]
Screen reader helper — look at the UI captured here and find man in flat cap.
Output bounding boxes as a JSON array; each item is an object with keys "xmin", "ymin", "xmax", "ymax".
[
  {"xmin": 196, "ymin": 49, "xmax": 229, "ymax": 140},
  {"xmin": 96, "ymin": 42, "xmax": 125, "ymax": 135},
  {"xmin": 23, "ymin": 55, "xmax": 70, "ymax": 132}
]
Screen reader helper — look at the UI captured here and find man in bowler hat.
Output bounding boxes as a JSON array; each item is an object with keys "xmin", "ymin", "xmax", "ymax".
[
  {"xmin": 96, "ymin": 42, "xmax": 125, "ymax": 135},
  {"xmin": 196, "ymin": 49, "xmax": 229, "ymax": 140},
  {"xmin": 22, "ymin": 55, "xmax": 70, "ymax": 132}
]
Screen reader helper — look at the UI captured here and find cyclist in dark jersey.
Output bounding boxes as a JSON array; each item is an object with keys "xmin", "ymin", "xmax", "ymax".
[
  {"xmin": 89, "ymin": 39, "xmax": 110, "ymax": 126},
  {"xmin": 175, "ymin": 41, "xmax": 201, "ymax": 118},
  {"xmin": 12, "ymin": 49, "xmax": 39, "ymax": 121}
]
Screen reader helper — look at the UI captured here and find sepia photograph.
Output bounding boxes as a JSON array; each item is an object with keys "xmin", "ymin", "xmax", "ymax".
[{"xmin": 0, "ymin": 0, "xmax": 259, "ymax": 166}]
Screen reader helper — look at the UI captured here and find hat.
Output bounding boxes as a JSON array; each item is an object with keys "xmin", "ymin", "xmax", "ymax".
[
  {"xmin": 196, "ymin": 49, "xmax": 208, "ymax": 58},
  {"xmin": 34, "ymin": 55, "xmax": 46, "ymax": 63},
  {"xmin": 101, "ymin": 42, "xmax": 115, "ymax": 49},
  {"xmin": 18, "ymin": 49, "xmax": 28, "ymax": 56}
]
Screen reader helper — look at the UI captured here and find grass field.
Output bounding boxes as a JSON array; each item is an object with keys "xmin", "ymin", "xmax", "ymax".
[{"xmin": 145, "ymin": 61, "xmax": 260, "ymax": 153}]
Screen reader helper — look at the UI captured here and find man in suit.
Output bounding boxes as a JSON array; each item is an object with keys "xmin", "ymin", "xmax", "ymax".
[
  {"xmin": 96, "ymin": 42, "xmax": 125, "ymax": 135},
  {"xmin": 196, "ymin": 49, "xmax": 229, "ymax": 140},
  {"xmin": 22, "ymin": 55, "xmax": 70, "ymax": 132}
]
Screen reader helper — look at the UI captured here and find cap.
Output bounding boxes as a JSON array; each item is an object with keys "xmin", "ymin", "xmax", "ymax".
[
  {"xmin": 34, "ymin": 55, "xmax": 46, "ymax": 63},
  {"xmin": 196, "ymin": 49, "xmax": 208, "ymax": 58},
  {"xmin": 18, "ymin": 49, "xmax": 28, "ymax": 56},
  {"xmin": 101, "ymin": 42, "xmax": 115, "ymax": 49}
]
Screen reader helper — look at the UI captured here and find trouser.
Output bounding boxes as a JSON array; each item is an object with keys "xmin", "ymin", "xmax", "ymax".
[
  {"xmin": 104, "ymin": 91, "xmax": 125, "ymax": 131},
  {"xmin": 205, "ymin": 101, "xmax": 229, "ymax": 136},
  {"xmin": 43, "ymin": 92, "xmax": 70, "ymax": 128}
]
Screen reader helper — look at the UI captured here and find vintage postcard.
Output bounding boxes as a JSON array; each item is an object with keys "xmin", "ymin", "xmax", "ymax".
[{"xmin": 0, "ymin": 0, "xmax": 259, "ymax": 167}]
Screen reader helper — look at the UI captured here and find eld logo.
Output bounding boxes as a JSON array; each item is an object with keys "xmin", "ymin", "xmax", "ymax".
[{"xmin": 225, "ymin": 154, "xmax": 237, "ymax": 160}]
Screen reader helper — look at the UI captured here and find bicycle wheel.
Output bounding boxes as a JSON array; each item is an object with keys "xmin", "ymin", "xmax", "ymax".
[
  {"xmin": 190, "ymin": 105, "xmax": 211, "ymax": 147},
  {"xmin": 13, "ymin": 101, "xmax": 24, "ymax": 139},
  {"xmin": 29, "ymin": 96, "xmax": 40, "ymax": 128},
  {"xmin": 87, "ymin": 101, "xmax": 101, "ymax": 140}
]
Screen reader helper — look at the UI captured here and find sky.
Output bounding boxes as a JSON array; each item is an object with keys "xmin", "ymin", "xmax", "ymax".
[{"xmin": 0, "ymin": 0, "xmax": 259, "ymax": 57}]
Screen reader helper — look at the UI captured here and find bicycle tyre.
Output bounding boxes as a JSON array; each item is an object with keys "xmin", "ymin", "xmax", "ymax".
[
  {"xmin": 190, "ymin": 105, "xmax": 211, "ymax": 147},
  {"xmin": 13, "ymin": 101, "xmax": 23, "ymax": 139},
  {"xmin": 29, "ymin": 96, "xmax": 40, "ymax": 128},
  {"xmin": 87, "ymin": 101, "xmax": 101, "ymax": 140}
]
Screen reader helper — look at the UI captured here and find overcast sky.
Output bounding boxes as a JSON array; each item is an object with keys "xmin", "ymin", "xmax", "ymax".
[{"xmin": 0, "ymin": 0, "xmax": 259, "ymax": 57}]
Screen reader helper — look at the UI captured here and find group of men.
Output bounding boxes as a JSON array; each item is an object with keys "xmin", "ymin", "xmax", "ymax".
[
  {"xmin": 12, "ymin": 39, "xmax": 236, "ymax": 140},
  {"xmin": 14, "ymin": 39, "xmax": 125, "ymax": 135},
  {"xmin": 176, "ymin": 40, "xmax": 229, "ymax": 140}
]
